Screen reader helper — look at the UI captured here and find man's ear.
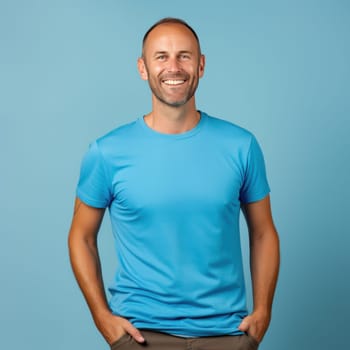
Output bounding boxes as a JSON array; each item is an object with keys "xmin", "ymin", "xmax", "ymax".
[
  {"xmin": 137, "ymin": 57, "xmax": 148, "ymax": 80},
  {"xmin": 198, "ymin": 54, "xmax": 206, "ymax": 78}
]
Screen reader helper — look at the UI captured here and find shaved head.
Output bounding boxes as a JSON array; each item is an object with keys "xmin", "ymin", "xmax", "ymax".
[{"xmin": 142, "ymin": 17, "xmax": 201, "ymax": 56}]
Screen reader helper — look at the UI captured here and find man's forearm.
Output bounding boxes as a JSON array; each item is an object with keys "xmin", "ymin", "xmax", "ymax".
[
  {"xmin": 67, "ymin": 199, "xmax": 144, "ymax": 345},
  {"xmin": 250, "ymin": 227, "xmax": 280, "ymax": 317},
  {"xmin": 239, "ymin": 226, "xmax": 280, "ymax": 341},
  {"xmin": 238, "ymin": 196, "xmax": 280, "ymax": 342},
  {"xmin": 68, "ymin": 234, "xmax": 111, "ymax": 321}
]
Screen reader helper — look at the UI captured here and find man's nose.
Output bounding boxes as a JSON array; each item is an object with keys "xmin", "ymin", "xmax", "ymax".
[{"xmin": 166, "ymin": 57, "xmax": 181, "ymax": 72}]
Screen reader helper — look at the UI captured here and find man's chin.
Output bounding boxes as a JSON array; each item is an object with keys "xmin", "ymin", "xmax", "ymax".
[{"xmin": 156, "ymin": 96, "xmax": 189, "ymax": 108}]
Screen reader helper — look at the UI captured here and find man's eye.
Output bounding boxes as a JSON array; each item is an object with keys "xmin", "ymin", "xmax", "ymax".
[
  {"xmin": 157, "ymin": 55, "xmax": 166, "ymax": 60},
  {"xmin": 180, "ymin": 54, "xmax": 190, "ymax": 60}
]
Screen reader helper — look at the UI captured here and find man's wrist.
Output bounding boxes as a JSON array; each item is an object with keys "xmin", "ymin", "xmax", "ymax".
[
  {"xmin": 92, "ymin": 307, "xmax": 114, "ymax": 325},
  {"xmin": 252, "ymin": 305, "xmax": 271, "ymax": 317}
]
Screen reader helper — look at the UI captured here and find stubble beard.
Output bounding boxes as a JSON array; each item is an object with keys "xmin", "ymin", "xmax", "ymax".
[{"xmin": 151, "ymin": 85, "xmax": 196, "ymax": 108}]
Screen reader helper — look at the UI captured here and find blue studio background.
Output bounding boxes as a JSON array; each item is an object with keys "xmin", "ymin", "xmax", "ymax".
[{"xmin": 1, "ymin": 0, "xmax": 349, "ymax": 349}]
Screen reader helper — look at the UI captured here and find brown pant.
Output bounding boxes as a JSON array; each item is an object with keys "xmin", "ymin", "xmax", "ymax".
[{"xmin": 110, "ymin": 330, "xmax": 259, "ymax": 350}]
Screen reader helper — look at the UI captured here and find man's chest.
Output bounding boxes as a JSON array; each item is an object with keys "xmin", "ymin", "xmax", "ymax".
[{"xmin": 110, "ymin": 144, "xmax": 245, "ymax": 216}]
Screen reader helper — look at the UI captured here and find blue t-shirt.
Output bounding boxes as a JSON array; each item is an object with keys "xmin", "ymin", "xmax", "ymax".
[{"xmin": 77, "ymin": 112, "xmax": 270, "ymax": 337}]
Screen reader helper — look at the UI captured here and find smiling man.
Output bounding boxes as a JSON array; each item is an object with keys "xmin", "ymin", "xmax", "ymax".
[
  {"xmin": 68, "ymin": 18, "xmax": 280, "ymax": 350},
  {"xmin": 139, "ymin": 21, "xmax": 204, "ymax": 110}
]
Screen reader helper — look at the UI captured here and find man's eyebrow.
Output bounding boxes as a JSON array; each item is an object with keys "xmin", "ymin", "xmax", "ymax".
[
  {"xmin": 153, "ymin": 51, "xmax": 168, "ymax": 56},
  {"xmin": 178, "ymin": 50, "xmax": 193, "ymax": 55},
  {"xmin": 152, "ymin": 50, "xmax": 193, "ymax": 56}
]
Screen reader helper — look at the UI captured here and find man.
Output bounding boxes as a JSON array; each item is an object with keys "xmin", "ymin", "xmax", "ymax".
[{"xmin": 68, "ymin": 17, "xmax": 280, "ymax": 350}]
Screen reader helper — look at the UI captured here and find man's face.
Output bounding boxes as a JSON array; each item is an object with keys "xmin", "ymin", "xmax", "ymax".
[{"xmin": 138, "ymin": 23, "xmax": 205, "ymax": 108}]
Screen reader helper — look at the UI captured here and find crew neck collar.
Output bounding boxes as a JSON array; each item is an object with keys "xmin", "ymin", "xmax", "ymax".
[{"xmin": 138, "ymin": 111, "xmax": 206, "ymax": 139}]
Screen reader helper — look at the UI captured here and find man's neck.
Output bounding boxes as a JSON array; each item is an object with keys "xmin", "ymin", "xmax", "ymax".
[{"xmin": 144, "ymin": 99, "xmax": 200, "ymax": 134}]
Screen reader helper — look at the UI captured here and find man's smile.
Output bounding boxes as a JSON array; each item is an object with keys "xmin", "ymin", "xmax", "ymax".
[{"xmin": 162, "ymin": 79, "xmax": 186, "ymax": 86}]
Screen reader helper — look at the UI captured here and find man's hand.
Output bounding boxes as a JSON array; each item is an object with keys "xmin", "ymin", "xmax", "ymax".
[
  {"xmin": 238, "ymin": 310, "xmax": 271, "ymax": 343},
  {"xmin": 95, "ymin": 312, "xmax": 145, "ymax": 345}
]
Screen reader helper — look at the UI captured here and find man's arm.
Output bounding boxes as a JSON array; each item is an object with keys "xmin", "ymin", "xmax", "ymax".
[
  {"xmin": 238, "ymin": 195, "xmax": 280, "ymax": 343},
  {"xmin": 68, "ymin": 198, "xmax": 145, "ymax": 345}
]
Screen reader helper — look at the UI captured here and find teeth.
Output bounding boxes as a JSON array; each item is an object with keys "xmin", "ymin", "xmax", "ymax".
[{"xmin": 163, "ymin": 80, "xmax": 185, "ymax": 85}]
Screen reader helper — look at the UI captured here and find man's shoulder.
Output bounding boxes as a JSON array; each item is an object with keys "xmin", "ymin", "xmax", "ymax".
[{"xmin": 95, "ymin": 118, "xmax": 140, "ymax": 147}]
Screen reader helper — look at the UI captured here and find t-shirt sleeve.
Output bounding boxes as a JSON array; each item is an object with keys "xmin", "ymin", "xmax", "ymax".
[
  {"xmin": 239, "ymin": 135, "xmax": 270, "ymax": 204},
  {"xmin": 76, "ymin": 141, "xmax": 112, "ymax": 208}
]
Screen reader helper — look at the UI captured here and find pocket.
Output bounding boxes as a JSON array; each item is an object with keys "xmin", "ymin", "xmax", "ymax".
[
  {"xmin": 110, "ymin": 333, "xmax": 130, "ymax": 349},
  {"xmin": 244, "ymin": 333, "xmax": 259, "ymax": 349}
]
